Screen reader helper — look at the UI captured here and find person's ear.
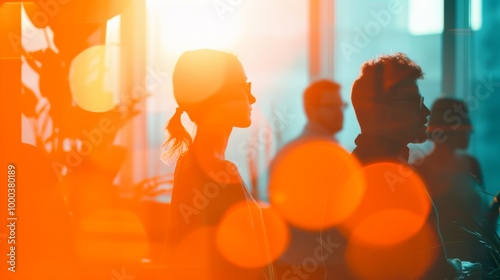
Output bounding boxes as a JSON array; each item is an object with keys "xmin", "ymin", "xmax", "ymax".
[
  {"xmin": 305, "ymin": 107, "xmax": 317, "ymax": 122},
  {"xmin": 312, "ymin": 107, "xmax": 324, "ymax": 122},
  {"xmin": 377, "ymin": 102, "xmax": 393, "ymax": 121}
]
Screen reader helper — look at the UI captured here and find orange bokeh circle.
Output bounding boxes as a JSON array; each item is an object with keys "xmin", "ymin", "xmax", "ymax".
[
  {"xmin": 269, "ymin": 140, "xmax": 365, "ymax": 230},
  {"xmin": 340, "ymin": 162, "xmax": 432, "ymax": 246},
  {"xmin": 216, "ymin": 201, "xmax": 289, "ymax": 268}
]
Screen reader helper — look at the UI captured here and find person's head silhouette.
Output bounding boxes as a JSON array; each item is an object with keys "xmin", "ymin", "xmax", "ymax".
[
  {"xmin": 303, "ymin": 79, "xmax": 344, "ymax": 135},
  {"xmin": 428, "ymin": 98, "xmax": 472, "ymax": 150},
  {"xmin": 351, "ymin": 53, "xmax": 431, "ymax": 144},
  {"xmin": 163, "ymin": 49, "xmax": 255, "ymax": 155}
]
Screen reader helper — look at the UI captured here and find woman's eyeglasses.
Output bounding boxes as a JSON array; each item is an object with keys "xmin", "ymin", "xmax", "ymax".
[
  {"xmin": 244, "ymin": 82, "xmax": 251, "ymax": 93},
  {"xmin": 222, "ymin": 81, "xmax": 252, "ymax": 94}
]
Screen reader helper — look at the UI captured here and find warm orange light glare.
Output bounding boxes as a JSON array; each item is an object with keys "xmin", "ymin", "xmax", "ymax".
[
  {"xmin": 76, "ymin": 208, "xmax": 148, "ymax": 262},
  {"xmin": 346, "ymin": 223, "xmax": 439, "ymax": 280},
  {"xmin": 351, "ymin": 209, "xmax": 426, "ymax": 246},
  {"xmin": 216, "ymin": 201, "xmax": 289, "ymax": 268},
  {"xmin": 269, "ymin": 141, "xmax": 365, "ymax": 230},
  {"xmin": 69, "ymin": 45, "xmax": 120, "ymax": 112},
  {"xmin": 170, "ymin": 227, "xmax": 216, "ymax": 280},
  {"xmin": 341, "ymin": 162, "xmax": 431, "ymax": 246}
]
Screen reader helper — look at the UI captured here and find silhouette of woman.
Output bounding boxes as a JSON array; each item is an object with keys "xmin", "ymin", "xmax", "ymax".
[{"xmin": 162, "ymin": 49, "xmax": 275, "ymax": 280}]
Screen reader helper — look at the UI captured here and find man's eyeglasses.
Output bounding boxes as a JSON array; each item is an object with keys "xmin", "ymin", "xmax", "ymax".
[{"xmin": 386, "ymin": 96, "xmax": 425, "ymax": 111}]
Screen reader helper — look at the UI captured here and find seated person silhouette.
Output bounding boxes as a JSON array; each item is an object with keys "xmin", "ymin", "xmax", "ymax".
[
  {"xmin": 348, "ymin": 53, "xmax": 463, "ymax": 279},
  {"xmin": 162, "ymin": 49, "xmax": 276, "ymax": 280},
  {"xmin": 268, "ymin": 80, "xmax": 353, "ymax": 278},
  {"xmin": 416, "ymin": 98, "xmax": 496, "ymax": 272}
]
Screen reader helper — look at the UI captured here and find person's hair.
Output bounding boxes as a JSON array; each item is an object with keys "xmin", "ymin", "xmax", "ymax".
[
  {"xmin": 351, "ymin": 52, "xmax": 424, "ymax": 130},
  {"xmin": 303, "ymin": 79, "xmax": 341, "ymax": 120},
  {"xmin": 163, "ymin": 108, "xmax": 193, "ymax": 157},
  {"xmin": 162, "ymin": 49, "xmax": 242, "ymax": 156}
]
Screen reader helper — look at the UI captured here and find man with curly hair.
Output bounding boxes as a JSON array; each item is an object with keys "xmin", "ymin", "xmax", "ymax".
[
  {"xmin": 347, "ymin": 53, "xmax": 463, "ymax": 279},
  {"xmin": 351, "ymin": 52, "xmax": 430, "ymax": 163}
]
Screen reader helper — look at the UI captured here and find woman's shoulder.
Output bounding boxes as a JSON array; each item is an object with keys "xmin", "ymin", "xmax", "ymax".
[
  {"xmin": 205, "ymin": 159, "xmax": 242, "ymax": 186},
  {"xmin": 175, "ymin": 153, "xmax": 242, "ymax": 184}
]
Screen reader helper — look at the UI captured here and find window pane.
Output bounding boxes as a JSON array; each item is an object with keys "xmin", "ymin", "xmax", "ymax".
[{"xmin": 334, "ymin": 0, "xmax": 442, "ymax": 152}]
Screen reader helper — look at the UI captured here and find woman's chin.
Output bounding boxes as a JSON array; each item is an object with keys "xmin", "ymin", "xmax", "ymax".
[{"xmin": 234, "ymin": 119, "xmax": 252, "ymax": 128}]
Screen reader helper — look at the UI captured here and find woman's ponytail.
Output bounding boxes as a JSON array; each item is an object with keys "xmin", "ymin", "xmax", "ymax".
[{"xmin": 162, "ymin": 107, "xmax": 192, "ymax": 157}]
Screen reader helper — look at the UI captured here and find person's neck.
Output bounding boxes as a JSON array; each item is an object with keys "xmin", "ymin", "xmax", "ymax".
[
  {"xmin": 303, "ymin": 121, "xmax": 336, "ymax": 139},
  {"xmin": 354, "ymin": 132, "xmax": 410, "ymax": 163},
  {"xmin": 362, "ymin": 130, "xmax": 409, "ymax": 146},
  {"xmin": 382, "ymin": 132, "xmax": 409, "ymax": 146},
  {"xmin": 433, "ymin": 144, "xmax": 456, "ymax": 157},
  {"xmin": 192, "ymin": 123, "xmax": 232, "ymax": 161}
]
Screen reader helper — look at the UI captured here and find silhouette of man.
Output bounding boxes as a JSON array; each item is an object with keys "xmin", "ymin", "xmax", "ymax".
[
  {"xmin": 269, "ymin": 79, "xmax": 350, "ymax": 278},
  {"xmin": 349, "ymin": 53, "xmax": 461, "ymax": 279},
  {"xmin": 300, "ymin": 79, "xmax": 345, "ymax": 141},
  {"xmin": 351, "ymin": 53, "xmax": 430, "ymax": 163}
]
